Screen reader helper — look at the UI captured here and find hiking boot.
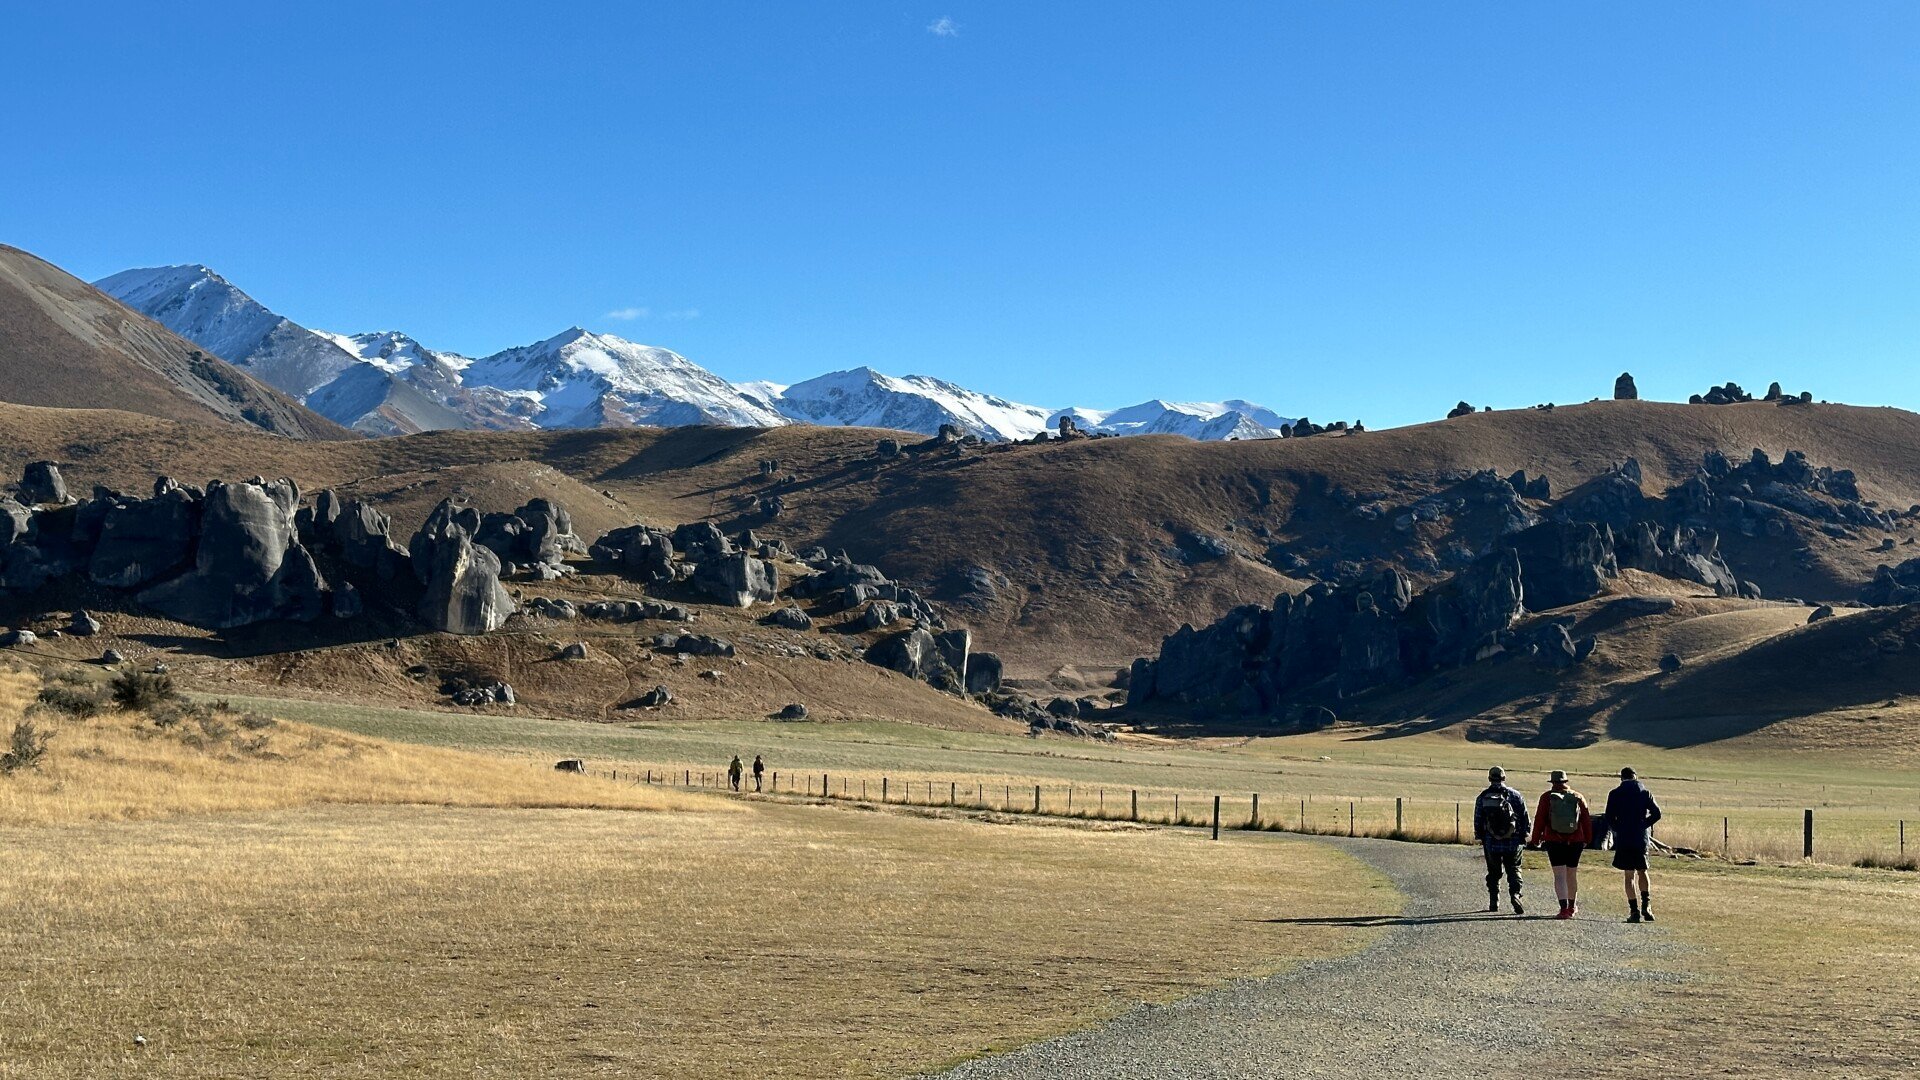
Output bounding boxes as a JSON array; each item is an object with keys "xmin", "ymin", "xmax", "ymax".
[
  {"xmin": 1510, "ymin": 894, "xmax": 1524, "ymax": 916},
  {"xmin": 1640, "ymin": 897, "xmax": 1654, "ymax": 922},
  {"xmin": 1487, "ymin": 892, "xmax": 1500, "ymax": 913},
  {"xmin": 1627, "ymin": 903, "xmax": 1642, "ymax": 923}
]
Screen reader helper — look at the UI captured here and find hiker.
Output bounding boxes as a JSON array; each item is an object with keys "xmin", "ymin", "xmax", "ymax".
[
  {"xmin": 752, "ymin": 754, "xmax": 766, "ymax": 792},
  {"xmin": 1604, "ymin": 766, "xmax": 1663, "ymax": 923},
  {"xmin": 1472, "ymin": 766, "xmax": 1530, "ymax": 915},
  {"xmin": 728, "ymin": 755, "xmax": 744, "ymax": 792},
  {"xmin": 1527, "ymin": 769, "xmax": 1594, "ymax": 920}
]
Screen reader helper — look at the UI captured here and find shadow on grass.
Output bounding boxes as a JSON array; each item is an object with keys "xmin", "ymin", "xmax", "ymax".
[{"xmin": 1258, "ymin": 910, "xmax": 1542, "ymax": 927}]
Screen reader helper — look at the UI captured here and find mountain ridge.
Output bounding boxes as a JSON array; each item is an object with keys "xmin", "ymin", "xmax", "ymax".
[{"xmin": 96, "ymin": 260, "xmax": 1292, "ymax": 443}]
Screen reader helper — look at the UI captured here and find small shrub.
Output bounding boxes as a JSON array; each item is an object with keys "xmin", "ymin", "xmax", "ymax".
[
  {"xmin": 149, "ymin": 699, "xmax": 216, "ymax": 731},
  {"xmin": 1854, "ymin": 853, "xmax": 1919, "ymax": 872},
  {"xmin": 112, "ymin": 669, "xmax": 178, "ymax": 711},
  {"xmin": 237, "ymin": 712, "xmax": 277, "ymax": 731},
  {"xmin": 0, "ymin": 720, "xmax": 51, "ymax": 774},
  {"xmin": 36, "ymin": 685, "xmax": 106, "ymax": 718},
  {"xmin": 196, "ymin": 714, "xmax": 233, "ymax": 741}
]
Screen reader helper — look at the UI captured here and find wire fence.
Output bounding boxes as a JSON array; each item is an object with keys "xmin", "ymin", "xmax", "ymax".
[{"xmin": 577, "ymin": 763, "xmax": 1920, "ymax": 871}]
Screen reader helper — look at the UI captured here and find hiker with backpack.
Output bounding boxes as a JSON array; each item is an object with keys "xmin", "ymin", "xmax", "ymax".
[
  {"xmin": 1472, "ymin": 766, "xmax": 1531, "ymax": 915},
  {"xmin": 1528, "ymin": 769, "xmax": 1594, "ymax": 920},
  {"xmin": 1603, "ymin": 766, "xmax": 1663, "ymax": 923}
]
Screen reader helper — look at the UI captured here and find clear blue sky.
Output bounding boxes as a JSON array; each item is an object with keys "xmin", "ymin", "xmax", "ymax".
[{"xmin": 4, "ymin": 2, "xmax": 1916, "ymax": 427}]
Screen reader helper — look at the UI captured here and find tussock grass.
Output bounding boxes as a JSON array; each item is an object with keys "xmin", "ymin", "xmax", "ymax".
[
  {"xmin": 0, "ymin": 800, "xmax": 1383, "ymax": 1079},
  {"xmin": 1625, "ymin": 860, "xmax": 1920, "ymax": 1076},
  {"xmin": 0, "ymin": 670, "xmax": 708, "ymax": 826}
]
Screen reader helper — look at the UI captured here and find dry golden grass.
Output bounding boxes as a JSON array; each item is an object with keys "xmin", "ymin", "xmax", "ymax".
[
  {"xmin": 1607, "ymin": 860, "xmax": 1920, "ymax": 1079},
  {"xmin": 0, "ymin": 669, "xmax": 707, "ymax": 825},
  {"xmin": 0, "ymin": 800, "xmax": 1385, "ymax": 1079}
]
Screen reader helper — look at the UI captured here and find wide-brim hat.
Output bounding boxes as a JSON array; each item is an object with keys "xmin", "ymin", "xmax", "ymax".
[{"xmin": 1549, "ymin": 769, "xmax": 1569, "ymax": 784}]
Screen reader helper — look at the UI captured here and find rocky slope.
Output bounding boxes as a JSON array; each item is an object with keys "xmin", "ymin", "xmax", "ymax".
[
  {"xmin": 0, "ymin": 247, "xmax": 349, "ymax": 440},
  {"xmin": 1, "ymin": 392, "xmax": 1916, "ymax": 746}
]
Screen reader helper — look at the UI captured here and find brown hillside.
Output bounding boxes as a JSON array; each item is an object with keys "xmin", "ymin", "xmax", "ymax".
[
  {"xmin": 0, "ymin": 245, "xmax": 350, "ymax": 440},
  {"xmin": 3, "ymin": 397, "xmax": 1918, "ymax": 679}
]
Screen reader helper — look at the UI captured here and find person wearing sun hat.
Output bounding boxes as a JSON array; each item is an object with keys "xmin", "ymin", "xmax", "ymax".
[
  {"xmin": 1604, "ymin": 766, "xmax": 1664, "ymax": 922},
  {"xmin": 1528, "ymin": 769, "xmax": 1594, "ymax": 919}
]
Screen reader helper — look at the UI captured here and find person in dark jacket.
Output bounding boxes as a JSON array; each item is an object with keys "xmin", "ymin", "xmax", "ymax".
[
  {"xmin": 1603, "ymin": 767, "xmax": 1663, "ymax": 922},
  {"xmin": 751, "ymin": 754, "xmax": 766, "ymax": 792},
  {"xmin": 1472, "ymin": 766, "xmax": 1531, "ymax": 915}
]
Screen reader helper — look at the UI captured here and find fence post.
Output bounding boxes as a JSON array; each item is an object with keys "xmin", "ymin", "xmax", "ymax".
[
  {"xmin": 1067, "ymin": 787, "xmax": 1073, "ymax": 814},
  {"xmin": 684, "ymin": 769, "xmax": 690, "ymax": 786},
  {"xmin": 1250, "ymin": 792, "xmax": 1260, "ymax": 828},
  {"xmin": 1723, "ymin": 816, "xmax": 1730, "ymax": 855},
  {"xmin": 1175, "ymin": 794, "xmax": 1181, "ymax": 821},
  {"xmin": 883, "ymin": 777, "xmax": 889, "ymax": 802},
  {"xmin": 951, "ymin": 781, "xmax": 956, "ymax": 806},
  {"xmin": 1902, "ymin": 820, "xmax": 1906, "ymax": 857},
  {"xmin": 1804, "ymin": 809, "xmax": 1814, "ymax": 860},
  {"xmin": 1455, "ymin": 802, "xmax": 1461, "ymax": 843},
  {"xmin": 1349, "ymin": 801, "xmax": 1355, "ymax": 837},
  {"xmin": 1395, "ymin": 797, "xmax": 1404, "ymax": 835},
  {"xmin": 1301, "ymin": 799, "xmax": 1306, "ymax": 831},
  {"xmin": 1212, "ymin": 795, "xmax": 1221, "ymax": 841},
  {"xmin": 1034, "ymin": 784, "xmax": 1041, "ymax": 814}
]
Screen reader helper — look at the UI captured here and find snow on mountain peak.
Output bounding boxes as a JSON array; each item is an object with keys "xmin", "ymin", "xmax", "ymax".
[
  {"xmin": 462, "ymin": 329, "xmax": 785, "ymax": 430},
  {"xmin": 764, "ymin": 366, "xmax": 1053, "ymax": 442},
  {"xmin": 97, "ymin": 262, "xmax": 1294, "ymax": 442}
]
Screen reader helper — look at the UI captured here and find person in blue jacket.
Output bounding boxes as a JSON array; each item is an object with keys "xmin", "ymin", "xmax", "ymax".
[
  {"xmin": 1472, "ymin": 766, "xmax": 1531, "ymax": 915},
  {"xmin": 1603, "ymin": 766, "xmax": 1663, "ymax": 922}
]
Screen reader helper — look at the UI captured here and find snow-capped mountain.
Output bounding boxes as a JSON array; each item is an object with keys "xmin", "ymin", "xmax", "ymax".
[
  {"xmin": 754, "ymin": 367, "xmax": 1053, "ymax": 442},
  {"xmin": 100, "ymin": 268, "xmax": 540, "ymax": 435},
  {"xmin": 97, "ymin": 265, "xmax": 360, "ymax": 398},
  {"xmin": 315, "ymin": 329, "xmax": 469, "ymax": 374},
  {"xmin": 463, "ymin": 328, "xmax": 786, "ymax": 429},
  {"xmin": 1052, "ymin": 400, "xmax": 1290, "ymax": 440},
  {"xmin": 98, "ymin": 263, "xmax": 1291, "ymax": 443}
]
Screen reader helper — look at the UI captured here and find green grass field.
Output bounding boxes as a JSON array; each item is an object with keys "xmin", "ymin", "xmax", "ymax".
[{"xmin": 208, "ymin": 692, "xmax": 1920, "ymax": 868}]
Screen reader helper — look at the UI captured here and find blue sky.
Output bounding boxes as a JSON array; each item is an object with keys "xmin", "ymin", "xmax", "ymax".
[{"xmin": 4, "ymin": 2, "xmax": 1916, "ymax": 427}]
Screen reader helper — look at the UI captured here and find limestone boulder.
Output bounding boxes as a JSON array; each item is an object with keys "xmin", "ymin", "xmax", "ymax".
[{"xmin": 692, "ymin": 552, "xmax": 778, "ymax": 607}]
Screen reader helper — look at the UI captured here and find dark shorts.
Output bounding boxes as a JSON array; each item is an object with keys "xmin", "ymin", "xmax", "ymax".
[
  {"xmin": 1544, "ymin": 841, "xmax": 1585, "ymax": 867},
  {"xmin": 1612, "ymin": 846, "xmax": 1649, "ymax": 871}
]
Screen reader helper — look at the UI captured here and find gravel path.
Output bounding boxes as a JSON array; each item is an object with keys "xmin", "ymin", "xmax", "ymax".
[{"xmin": 932, "ymin": 835, "xmax": 1683, "ymax": 1080}]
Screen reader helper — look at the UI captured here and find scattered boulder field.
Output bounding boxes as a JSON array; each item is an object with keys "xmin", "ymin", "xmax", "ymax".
[{"xmin": 0, "ymin": 461, "xmax": 1063, "ymax": 733}]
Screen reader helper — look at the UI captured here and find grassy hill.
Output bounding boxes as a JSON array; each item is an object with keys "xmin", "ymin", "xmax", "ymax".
[{"xmin": 4, "ymin": 395, "xmax": 1917, "ymax": 684}]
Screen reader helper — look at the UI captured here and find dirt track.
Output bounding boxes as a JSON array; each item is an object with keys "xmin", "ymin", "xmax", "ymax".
[{"xmin": 932, "ymin": 835, "xmax": 1681, "ymax": 1079}]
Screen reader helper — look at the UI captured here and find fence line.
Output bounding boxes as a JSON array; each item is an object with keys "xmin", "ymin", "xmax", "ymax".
[{"xmin": 570, "ymin": 762, "xmax": 1920, "ymax": 869}]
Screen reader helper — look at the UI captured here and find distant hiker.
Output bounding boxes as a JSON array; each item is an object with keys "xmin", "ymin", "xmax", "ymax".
[
  {"xmin": 1528, "ymin": 770, "xmax": 1594, "ymax": 920},
  {"xmin": 1472, "ymin": 766, "xmax": 1530, "ymax": 915},
  {"xmin": 1604, "ymin": 767, "xmax": 1663, "ymax": 923},
  {"xmin": 752, "ymin": 754, "xmax": 766, "ymax": 793},
  {"xmin": 728, "ymin": 755, "xmax": 744, "ymax": 792}
]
